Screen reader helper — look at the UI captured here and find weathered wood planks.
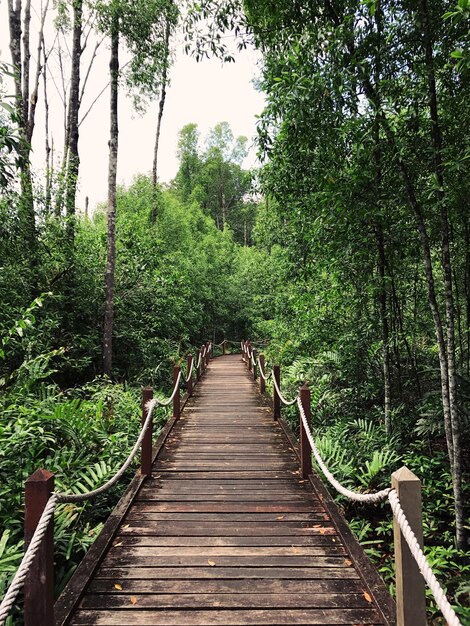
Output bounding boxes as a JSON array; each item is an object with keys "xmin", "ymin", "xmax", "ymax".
[{"xmin": 58, "ymin": 354, "xmax": 394, "ymax": 626}]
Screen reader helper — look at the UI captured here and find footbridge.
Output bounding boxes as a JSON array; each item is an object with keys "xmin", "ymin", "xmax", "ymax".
[{"xmin": 0, "ymin": 343, "xmax": 461, "ymax": 625}]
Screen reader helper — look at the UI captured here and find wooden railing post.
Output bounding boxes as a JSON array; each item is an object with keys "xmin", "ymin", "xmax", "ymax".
[
  {"xmin": 259, "ymin": 354, "xmax": 266, "ymax": 394},
  {"xmin": 206, "ymin": 342, "xmax": 211, "ymax": 365},
  {"xmin": 392, "ymin": 467, "xmax": 426, "ymax": 626},
  {"xmin": 252, "ymin": 348, "xmax": 257, "ymax": 381},
  {"xmin": 273, "ymin": 365, "xmax": 281, "ymax": 420},
  {"xmin": 24, "ymin": 468, "xmax": 54, "ymax": 626},
  {"xmin": 186, "ymin": 354, "xmax": 193, "ymax": 397},
  {"xmin": 141, "ymin": 387, "xmax": 153, "ymax": 476},
  {"xmin": 223, "ymin": 339, "xmax": 227, "ymax": 355},
  {"xmin": 248, "ymin": 342, "xmax": 252, "ymax": 372},
  {"xmin": 299, "ymin": 384, "xmax": 312, "ymax": 478},
  {"xmin": 196, "ymin": 349, "xmax": 201, "ymax": 381},
  {"xmin": 173, "ymin": 365, "xmax": 181, "ymax": 419}
]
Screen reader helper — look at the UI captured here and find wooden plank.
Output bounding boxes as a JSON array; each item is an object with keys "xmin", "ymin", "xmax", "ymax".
[
  {"xmin": 80, "ymin": 593, "xmax": 373, "ymax": 610},
  {"xmin": 94, "ymin": 566, "xmax": 361, "ymax": 580},
  {"xmin": 87, "ymin": 578, "xmax": 365, "ymax": 594},
  {"xmin": 101, "ymin": 554, "xmax": 350, "ymax": 568},
  {"xmin": 108, "ymin": 535, "xmax": 340, "ymax": 547},
  {"xmin": 70, "ymin": 608, "xmax": 381, "ymax": 625},
  {"xmin": 125, "ymin": 512, "xmax": 329, "ymax": 521},
  {"xmin": 105, "ymin": 546, "xmax": 346, "ymax": 557},
  {"xmin": 118, "ymin": 523, "xmax": 336, "ymax": 536}
]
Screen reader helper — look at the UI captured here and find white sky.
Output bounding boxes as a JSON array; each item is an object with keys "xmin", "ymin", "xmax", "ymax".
[{"xmin": 0, "ymin": 3, "xmax": 265, "ymax": 211}]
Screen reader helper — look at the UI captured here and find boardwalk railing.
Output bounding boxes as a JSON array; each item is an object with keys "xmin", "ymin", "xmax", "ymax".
[
  {"xmin": 0, "ymin": 342, "xmax": 213, "ymax": 626},
  {"xmin": 241, "ymin": 339, "xmax": 462, "ymax": 626}
]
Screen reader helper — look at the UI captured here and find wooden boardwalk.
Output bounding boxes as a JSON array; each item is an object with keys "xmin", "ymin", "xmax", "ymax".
[{"xmin": 57, "ymin": 355, "xmax": 395, "ymax": 625}]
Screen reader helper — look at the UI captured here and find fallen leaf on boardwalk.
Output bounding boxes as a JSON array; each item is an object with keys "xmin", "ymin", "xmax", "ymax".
[
  {"xmin": 122, "ymin": 524, "xmax": 130, "ymax": 529},
  {"xmin": 344, "ymin": 559, "xmax": 352, "ymax": 566},
  {"xmin": 363, "ymin": 591, "xmax": 373, "ymax": 603},
  {"xmin": 114, "ymin": 584, "xmax": 123, "ymax": 591},
  {"xmin": 114, "ymin": 542, "xmax": 123, "ymax": 548},
  {"xmin": 276, "ymin": 516, "xmax": 285, "ymax": 520},
  {"xmin": 208, "ymin": 560, "xmax": 216, "ymax": 566},
  {"xmin": 291, "ymin": 546, "xmax": 300, "ymax": 553},
  {"xmin": 130, "ymin": 596, "xmax": 138, "ymax": 605}
]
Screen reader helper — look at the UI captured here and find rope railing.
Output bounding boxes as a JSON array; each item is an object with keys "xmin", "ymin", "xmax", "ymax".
[
  {"xmin": 0, "ymin": 497, "xmax": 58, "ymax": 625},
  {"xmin": 257, "ymin": 356, "xmax": 272, "ymax": 381},
  {"xmin": 242, "ymin": 339, "xmax": 462, "ymax": 626},
  {"xmin": 297, "ymin": 396, "xmax": 461, "ymax": 625},
  {"xmin": 272, "ymin": 371, "xmax": 298, "ymax": 406},
  {"xmin": 297, "ymin": 398, "xmax": 391, "ymax": 503},
  {"xmin": 0, "ymin": 342, "xmax": 212, "ymax": 626},
  {"xmin": 387, "ymin": 490, "xmax": 461, "ymax": 626},
  {"xmin": 183, "ymin": 357, "xmax": 194, "ymax": 383}
]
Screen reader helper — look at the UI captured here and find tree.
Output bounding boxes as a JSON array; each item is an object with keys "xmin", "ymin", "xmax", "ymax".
[
  {"xmin": 7, "ymin": 0, "xmax": 50, "ymax": 286},
  {"xmin": 99, "ymin": 0, "xmax": 179, "ymax": 376}
]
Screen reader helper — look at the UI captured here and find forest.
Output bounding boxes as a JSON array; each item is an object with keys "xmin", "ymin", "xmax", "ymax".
[{"xmin": 0, "ymin": 0, "xmax": 469, "ymax": 624}]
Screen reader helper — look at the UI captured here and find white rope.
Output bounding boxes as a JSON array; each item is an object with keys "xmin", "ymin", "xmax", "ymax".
[
  {"xmin": 257, "ymin": 357, "xmax": 272, "ymax": 381},
  {"xmin": 148, "ymin": 371, "xmax": 182, "ymax": 408},
  {"xmin": 57, "ymin": 399, "xmax": 159, "ymax": 503},
  {"xmin": 297, "ymin": 397, "xmax": 390, "ymax": 503},
  {"xmin": 272, "ymin": 371, "xmax": 299, "ymax": 406},
  {"xmin": 0, "ymin": 495, "xmax": 58, "ymax": 625},
  {"xmin": 388, "ymin": 490, "xmax": 462, "ymax": 626},
  {"xmin": 183, "ymin": 357, "xmax": 194, "ymax": 383}
]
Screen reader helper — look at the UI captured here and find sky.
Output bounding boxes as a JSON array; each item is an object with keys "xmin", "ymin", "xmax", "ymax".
[{"xmin": 0, "ymin": 4, "xmax": 265, "ymax": 211}]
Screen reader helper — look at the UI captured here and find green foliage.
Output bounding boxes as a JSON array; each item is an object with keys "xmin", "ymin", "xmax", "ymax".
[{"xmin": 174, "ymin": 122, "xmax": 255, "ymax": 244}]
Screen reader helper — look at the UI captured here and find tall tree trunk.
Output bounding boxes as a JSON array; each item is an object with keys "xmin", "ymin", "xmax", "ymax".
[
  {"xmin": 374, "ymin": 0, "xmax": 391, "ymax": 435},
  {"xmin": 420, "ymin": 0, "xmax": 465, "ymax": 549},
  {"xmin": 8, "ymin": 0, "xmax": 37, "ymax": 285},
  {"xmin": 65, "ymin": 0, "xmax": 83, "ymax": 245},
  {"xmin": 151, "ymin": 18, "xmax": 171, "ymax": 223},
  {"xmin": 42, "ymin": 34, "xmax": 52, "ymax": 215},
  {"xmin": 103, "ymin": 21, "xmax": 119, "ymax": 377}
]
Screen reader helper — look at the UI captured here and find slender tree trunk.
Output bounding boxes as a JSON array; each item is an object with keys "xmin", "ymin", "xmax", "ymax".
[
  {"xmin": 464, "ymin": 221, "xmax": 470, "ymax": 376},
  {"xmin": 22, "ymin": 0, "xmax": 31, "ymax": 130},
  {"xmin": 8, "ymin": 0, "xmax": 37, "ymax": 284},
  {"xmin": 420, "ymin": 0, "xmax": 465, "ymax": 548},
  {"xmin": 42, "ymin": 34, "xmax": 52, "ymax": 215},
  {"xmin": 373, "ymin": 0, "xmax": 391, "ymax": 435},
  {"xmin": 65, "ymin": 0, "xmax": 83, "ymax": 245},
  {"xmin": 151, "ymin": 19, "xmax": 170, "ymax": 223},
  {"xmin": 103, "ymin": 21, "xmax": 119, "ymax": 377}
]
